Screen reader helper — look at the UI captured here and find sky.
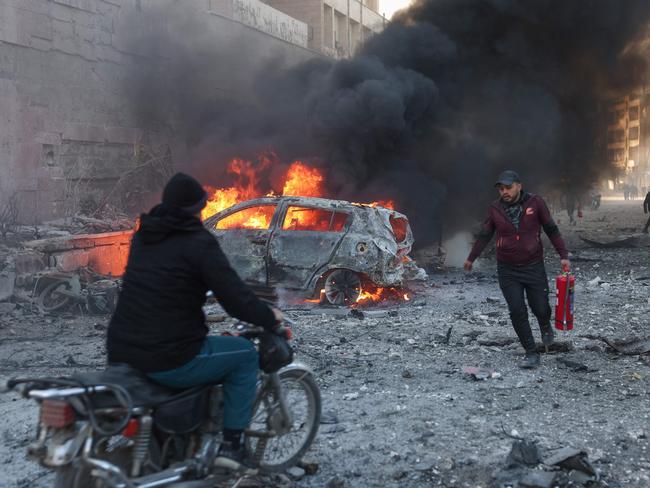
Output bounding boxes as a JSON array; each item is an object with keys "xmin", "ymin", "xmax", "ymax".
[{"xmin": 379, "ymin": 0, "xmax": 413, "ymax": 18}]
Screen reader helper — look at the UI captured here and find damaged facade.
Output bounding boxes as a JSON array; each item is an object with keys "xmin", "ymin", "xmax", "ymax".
[{"xmin": 0, "ymin": 0, "xmax": 320, "ymax": 224}]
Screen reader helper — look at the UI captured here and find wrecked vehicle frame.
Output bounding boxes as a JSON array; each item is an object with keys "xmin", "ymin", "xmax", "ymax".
[{"xmin": 204, "ymin": 196, "xmax": 417, "ymax": 304}]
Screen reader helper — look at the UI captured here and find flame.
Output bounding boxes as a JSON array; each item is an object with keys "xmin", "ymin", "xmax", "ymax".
[
  {"xmin": 202, "ymin": 155, "xmax": 396, "ymax": 231},
  {"xmin": 282, "ymin": 162, "xmax": 324, "ymax": 197},
  {"xmin": 202, "ymin": 158, "xmax": 268, "ymax": 222},
  {"xmin": 355, "ymin": 285, "xmax": 411, "ymax": 306},
  {"xmin": 360, "ymin": 200, "xmax": 395, "ymax": 210}
]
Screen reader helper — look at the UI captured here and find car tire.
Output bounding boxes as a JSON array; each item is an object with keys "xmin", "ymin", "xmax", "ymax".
[{"xmin": 323, "ymin": 269, "xmax": 361, "ymax": 305}]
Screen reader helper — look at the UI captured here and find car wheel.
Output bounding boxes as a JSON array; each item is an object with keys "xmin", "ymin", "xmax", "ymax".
[{"xmin": 324, "ymin": 270, "xmax": 361, "ymax": 305}]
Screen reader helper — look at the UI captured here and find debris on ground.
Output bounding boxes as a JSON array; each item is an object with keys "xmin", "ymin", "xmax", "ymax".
[
  {"xmin": 462, "ymin": 366, "xmax": 500, "ymax": 380},
  {"xmin": 580, "ymin": 234, "xmax": 650, "ymax": 248},
  {"xmin": 601, "ymin": 336, "xmax": 650, "ymax": 355},
  {"xmin": 556, "ymin": 357, "xmax": 598, "ymax": 372},
  {"xmin": 1, "ymin": 201, "xmax": 650, "ymax": 487}
]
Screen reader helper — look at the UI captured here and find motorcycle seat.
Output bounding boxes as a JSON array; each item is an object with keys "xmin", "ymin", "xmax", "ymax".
[{"xmin": 71, "ymin": 363, "xmax": 208, "ymax": 410}]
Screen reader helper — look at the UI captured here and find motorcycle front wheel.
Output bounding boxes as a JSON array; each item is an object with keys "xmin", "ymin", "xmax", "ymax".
[{"xmin": 246, "ymin": 368, "xmax": 321, "ymax": 472}]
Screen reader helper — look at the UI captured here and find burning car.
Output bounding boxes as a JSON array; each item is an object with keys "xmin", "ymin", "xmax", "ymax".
[{"xmin": 204, "ymin": 196, "xmax": 421, "ymax": 305}]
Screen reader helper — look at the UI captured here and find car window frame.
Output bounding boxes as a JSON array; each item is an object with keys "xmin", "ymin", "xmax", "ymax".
[
  {"xmin": 210, "ymin": 202, "xmax": 280, "ymax": 231},
  {"xmin": 277, "ymin": 203, "xmax": 352, "ymax": 234}
]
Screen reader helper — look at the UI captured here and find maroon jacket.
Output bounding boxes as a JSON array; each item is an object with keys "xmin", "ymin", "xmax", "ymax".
[{"xmin": 468, "ymin": 193, "xmax": 569, "ymax": 266}]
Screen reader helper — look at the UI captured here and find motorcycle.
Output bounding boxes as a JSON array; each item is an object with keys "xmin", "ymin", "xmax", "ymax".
[{"xmin": 4, "ymin": 321, "xmax": 321, "ymax": 487}]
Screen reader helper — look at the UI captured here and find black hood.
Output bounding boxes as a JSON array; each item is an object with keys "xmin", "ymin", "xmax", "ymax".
[{"xmin": 137, "ymin": 204, "xmax": 204, "ymax": 243}]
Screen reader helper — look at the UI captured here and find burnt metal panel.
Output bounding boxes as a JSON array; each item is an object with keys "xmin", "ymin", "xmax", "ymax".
[{"xmin": 205, "ymin": 196, "xmax": 422, "ymax": 294}]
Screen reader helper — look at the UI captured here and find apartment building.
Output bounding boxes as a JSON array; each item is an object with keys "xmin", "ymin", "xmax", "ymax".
[
  {"xmin": 262, "ymin": 0, "xmax": 387, "ymax": 58},
  {"xmin": 606, "ymin": 95, "xmax": 650, "ymax": 191}
]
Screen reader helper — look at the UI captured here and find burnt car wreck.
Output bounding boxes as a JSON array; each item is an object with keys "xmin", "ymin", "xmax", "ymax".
[{"xmin": 204, "ymin": 196, "xmax": 426, "ymax": 305}]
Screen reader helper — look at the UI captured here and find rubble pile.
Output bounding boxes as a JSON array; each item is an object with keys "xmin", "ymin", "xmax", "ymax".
[{"xmin": 0, "ymin": 201, "xmax": 649, "ymax": 487}]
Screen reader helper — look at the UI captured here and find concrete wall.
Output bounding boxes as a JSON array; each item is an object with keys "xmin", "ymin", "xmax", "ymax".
[
  {"xmin": 24, "ymin": 229, "xmax": 134, "ymax": 276},
  {"xmin": 230, "ymin": 0, "xmax": 309, "ymax": 48},
  {"xmin": 263, "ymin": 0, "xmax": 385, "ymax": 58},
  {"xmin": 0, "ymin": 0, "xmax": 319, "ymax": 223}
]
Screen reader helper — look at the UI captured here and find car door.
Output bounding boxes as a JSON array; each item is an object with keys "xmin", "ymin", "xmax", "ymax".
[
  {"xmin": 208, "ymin": 203, "xmax": 278, "ymax": 285},
  {"xmin": 267, "ymin": 204, "xmax": 350, "ymax": 289}
]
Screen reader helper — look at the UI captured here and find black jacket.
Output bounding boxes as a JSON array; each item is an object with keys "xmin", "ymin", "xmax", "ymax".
[{"xmin": 107, "ymin": 204, "xmax": 276, "ymax": 373}]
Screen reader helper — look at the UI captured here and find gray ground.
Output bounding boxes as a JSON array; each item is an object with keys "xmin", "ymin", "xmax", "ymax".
[{"xmin": 1, "ymin": 200, "xmax": 649, "ymax": 487}]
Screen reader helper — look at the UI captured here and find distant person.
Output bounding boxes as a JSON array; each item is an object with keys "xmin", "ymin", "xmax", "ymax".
[
  {"xmin": 463, "ymin": 170, "xmax": 570, "ymax": 369},
  {"xmin": 631, "ymin": 185, "xmax": 638, "ymax": 201},
  {"xmin": 643, "ymin": 191, "xmax": 650, "ymax": 234},
  {"xmin": 623, "ymin": 185, "xmax": 630, "ymax": 201},
  {"xmin": 565, "ymin": 192, "xmax": 577, "ymax": 225},
  {"xmin": 591, "ymin": 193, "xmax": 601, "ymax": 210}
]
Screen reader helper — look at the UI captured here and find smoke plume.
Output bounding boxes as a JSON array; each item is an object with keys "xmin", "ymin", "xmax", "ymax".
[{"xmin": 126, "ymin": 1, "xmax": 650, "ymax": 245}]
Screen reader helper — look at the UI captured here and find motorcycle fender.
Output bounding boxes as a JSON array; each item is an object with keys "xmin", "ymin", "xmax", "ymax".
[
  {"xmin": 43, "ymin": 424, "xmax": 91, "ymax": 467},
  {"xmin": 278, "ymin": 362, "xmax": 314, "ymax": 378}
]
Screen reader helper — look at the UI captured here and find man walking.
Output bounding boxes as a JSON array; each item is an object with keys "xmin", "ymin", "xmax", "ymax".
[
  {"xmin": 643, "ymin": 191, "xmax": 650, "ymax": 234},
  {"xmin": 464, "ymin": 170, "xmax": 571, "ymax": 369}
]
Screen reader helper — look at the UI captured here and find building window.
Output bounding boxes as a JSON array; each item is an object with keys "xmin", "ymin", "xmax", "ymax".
[
  {"xmin": 629, "ymin": 105, "xmax": 640, "ymax": 121},
  {"xmin": 607, "ymin": 129, "xmax": 625, "ymax": 144},
  {"xmin": 629, "ymin": 126, "xmax": 640, "ymax": 140}
]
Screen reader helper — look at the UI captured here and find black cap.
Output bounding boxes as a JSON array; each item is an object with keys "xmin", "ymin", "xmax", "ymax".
[
  {"xmin": 162, "ymin": 172, "xmax": 208, "ymax": 214},
  {"xmin": 494, "ymin": 170, "xmax": 521, "ymax": 187}
]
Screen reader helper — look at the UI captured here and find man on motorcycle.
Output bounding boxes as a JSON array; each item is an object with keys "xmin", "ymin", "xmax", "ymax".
[{"xmin": 107, "ymin": 172, "xmax": 282, "ymax": 472}]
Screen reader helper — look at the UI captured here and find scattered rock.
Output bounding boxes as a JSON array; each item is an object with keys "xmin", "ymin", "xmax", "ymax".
[
  {"xmin": 478, "ymin": 335, "xmax": 517, "ymax": 347},
  {"xmin": 349, "ymin": 309, "xmax": 364, "ymax": 320},
  {"xmin": 437, "ymin": 457, "xmax": 455, "ymax": 471},
  {"xmin": 296, "ymin": 459, "xmax": 319, "ymax": 475},
  {"xmin": 506, "ymin": 440, "xmax": 542, "ymax": 468},
  {"xmin": 462, "ymin": 366, "xmax": 500, "ymax": 380},
  {"xmin": 320, "ymin": 412, "xmax": 339, "ymax": 424},
  {"xmin": 544, "ymin": 447, "xmax": 597, "ymax": 478},
  {"xmin": 325, "ymin": 476, "xmax": 345, "ymax": 488},
  {"xmin": 286, "ymin": 466, "xmax": 306, "ymax": 480},
  {"xmin": 556, "ymin": 357, "xmax": 598, "ymax": 372}
]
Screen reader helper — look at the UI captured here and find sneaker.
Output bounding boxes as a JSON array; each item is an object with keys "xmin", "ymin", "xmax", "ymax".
[
  {"xmin": 214, "ymin": 441, "xmax": 258, "ymax": 474},
  {"xmin": 519, "ymin": 351, "xmax": 540, "ymax": 369},
  {"xmin": 540, "ymin": 325, "xmax": 555, "ymax": 347}
]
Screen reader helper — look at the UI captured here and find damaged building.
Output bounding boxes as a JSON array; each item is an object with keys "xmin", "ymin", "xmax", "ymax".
[{"xmin": 0, "ymin": 0, "xmax": 335, "ymax": 224}]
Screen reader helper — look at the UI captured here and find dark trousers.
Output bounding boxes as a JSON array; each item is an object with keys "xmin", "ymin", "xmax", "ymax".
[
  {"xmin": 497, "ymin": 261, "xmax": 552, "ymax": 352},
  {"xmin": 148, "ymin": 336, "xmax": 258, "ymax": 430},
  {"xmin": 644, "ymin": 214, "xmax": 650, "ymax": 232}
]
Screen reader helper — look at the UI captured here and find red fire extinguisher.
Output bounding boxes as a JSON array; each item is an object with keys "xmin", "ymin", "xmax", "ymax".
[{"xmin": 555, "ymin": 265, "xmax": 574, "ymax": 331}]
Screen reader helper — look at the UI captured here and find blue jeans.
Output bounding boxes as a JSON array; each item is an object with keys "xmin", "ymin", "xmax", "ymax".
[{"xmin": 148, "ymin": 336, "xmax": 258, "ymax": 430}]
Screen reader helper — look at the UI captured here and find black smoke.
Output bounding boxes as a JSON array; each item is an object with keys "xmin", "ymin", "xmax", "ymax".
[{"xmin": 126, "ymin": 1, "xmax": 650, "ymax": 245}]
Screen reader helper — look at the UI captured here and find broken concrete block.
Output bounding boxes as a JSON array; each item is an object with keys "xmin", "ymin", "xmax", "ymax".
[
  {"xmin": 506, "ymin": 440, "xmax": 542, "ymax": 468},
  {"xmin": 0, "ymin": 272, "xmax": 15, "ymax": 301},
  {"xmin": 519, "ymin": 470, "xmax": 556, "ymax": 488},
  {"xmin": 544, "ymin": 447, "xmax": 596, "ymax": 476}
]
